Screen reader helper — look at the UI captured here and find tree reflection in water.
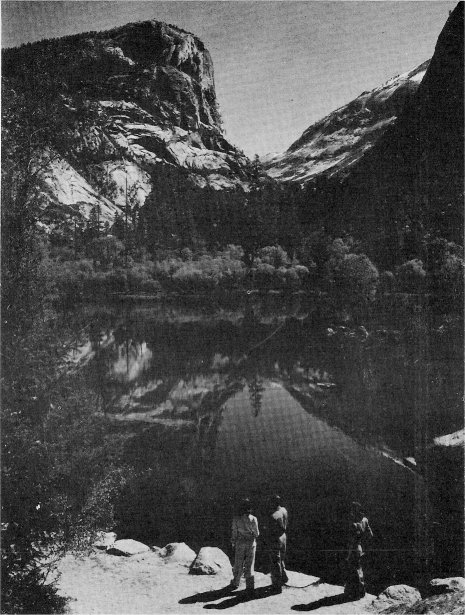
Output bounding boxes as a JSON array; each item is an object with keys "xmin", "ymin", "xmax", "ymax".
[{"xmin": 63, "ymin": 298, "xmax": 462, "ymax": 588}]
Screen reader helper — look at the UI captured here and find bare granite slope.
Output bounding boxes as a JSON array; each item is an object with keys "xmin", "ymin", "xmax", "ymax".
[
  {"xmin": 263, "ymin": 61, "xmax": 429, "ymax": 184},
  {"xmin": 2, "ymin": 20, "xmax": 251, "ymax": 226}
]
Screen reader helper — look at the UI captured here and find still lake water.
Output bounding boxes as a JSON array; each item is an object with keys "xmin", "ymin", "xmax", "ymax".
[{"xmin": 66, "ymin": 296, "xmax": 463, "ymax": 591}]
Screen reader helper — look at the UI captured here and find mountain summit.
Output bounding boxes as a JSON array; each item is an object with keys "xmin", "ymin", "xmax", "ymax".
[
  {"xmin": 264, "ymin": 3, "xmax": 463, "ymax": 265},
  {"xmin": 263, "ymin": 61, "xmax": 429, "ymax": 183},
  {"xmin": 2, "ymin": 20, "xmax": 250, "ymax": 225}
]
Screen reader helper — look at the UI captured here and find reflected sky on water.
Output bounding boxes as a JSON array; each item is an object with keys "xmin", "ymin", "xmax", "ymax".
[{"xmin": 64, "ymin": 299, "xmax": 463, "ymax": 587}]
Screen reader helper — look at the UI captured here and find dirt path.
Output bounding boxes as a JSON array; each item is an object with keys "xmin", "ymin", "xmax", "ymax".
[{"xmin": 57, "ymin": 551, "xmax": 375, "ymax": 614}]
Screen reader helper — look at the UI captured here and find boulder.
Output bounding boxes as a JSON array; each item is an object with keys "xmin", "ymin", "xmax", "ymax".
[
  {"xmin": 429, "ymin": 577, "xmax": 465, "ymax": 595},
  {"xmin": 93, "ymin": 531, "xmax": 117, "ymax": 550},
  {"xmin": 374, "ymin": 585, "xmax": 421, "ymax": 611},
  {"xmin": 189, "ymin": 547, "xmax": 232, "ymax": 576},
  {"xmin": 106, "ymin": 539, "xmax": 150, "ymax": 556},
  {"xmin": 158, "ymin": 542, "xmax": 196, "ymax": 567}
]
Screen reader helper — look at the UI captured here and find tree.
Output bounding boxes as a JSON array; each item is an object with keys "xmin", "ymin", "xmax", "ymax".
[
  {"xmin": 86, "ymin": 235, "xmax": 124, "ymax": 270},
  {"xmin": 1, "ymin": 84, "xmax": 63, "ymax": 332},
  {"xmin": 331, "ymin": 253, "xmax": 379, "ymax": 317},
  {"xmin": 257, "ymin": 245, "xmax": 290, "ymax": 268},
  {"xmin": 396, "ymin": 259, "xmax": 427, "ymax": 293},
  {"xmin": 111, "ymin": 213, "xmax": 126, "ymax": 241},
  {"xmin": 1, "ymin": 66, "xmax": 93, "ymax": 614}
]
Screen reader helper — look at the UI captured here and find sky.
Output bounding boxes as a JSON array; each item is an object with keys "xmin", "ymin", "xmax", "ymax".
[{"xmin": 1, "ymin": 1, "xmax": 457, "ymax": 156}]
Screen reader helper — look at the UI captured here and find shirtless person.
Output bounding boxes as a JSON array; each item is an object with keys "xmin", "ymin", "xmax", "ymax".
[{"xmin": 263, "ymin": 495, "xmax": 288, "ymax": 593}]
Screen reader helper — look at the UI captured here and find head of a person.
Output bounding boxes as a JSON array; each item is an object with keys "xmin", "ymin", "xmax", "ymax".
[
  {"xmin": 350, "ymin": 501, "xmax": 363, "ymax": 521},
  {"xmin": 239, "ymin": 498, "xmax": 252, "ymax": 516},
  {"xmin": 269, "ymin": 495, "xmax": 282, "ymax": 510}
]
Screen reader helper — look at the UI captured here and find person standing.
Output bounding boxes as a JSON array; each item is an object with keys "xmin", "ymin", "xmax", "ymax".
[
  {"xmin": 344, "ymin": 501, "xmax": 373, "ymax": 599},
  {"xmin": 263, "ymin": 495, "xmax": 289, "ymax": 593},
  {"xmin": 230, "ymin": 498, "xmax": 259, "ymax": 593}
]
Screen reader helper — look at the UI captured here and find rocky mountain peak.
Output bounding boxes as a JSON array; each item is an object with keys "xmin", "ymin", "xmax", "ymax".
[
  {"xmin": 83, "ymin": 19, "xmax": 219, "ymax": 131},
  {"xmin": 2, "ymin": 19, "xmax": 251, "ymax": 227},
  {"xmin": 263, "ymin": 59, "xmax": 430, "ymax": 184}
]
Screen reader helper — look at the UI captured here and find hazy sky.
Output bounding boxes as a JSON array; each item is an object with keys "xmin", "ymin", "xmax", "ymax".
[{"xmin": 2, "ymin": 1, "xmax": 456, "ymax": 156}]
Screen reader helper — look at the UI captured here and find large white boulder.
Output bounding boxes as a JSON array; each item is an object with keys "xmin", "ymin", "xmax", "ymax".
[
  {"xmin": 93, "ymin": 531, "xmax": 117, "ymax": 550},
  {"xmin": 158, "ymin": 542, "xmax": 196, "ymax": 567},
  {"xmin": 373, "ymin": 584, "xmax": 421, "ymax": 611},
  {"xmin": 106, "ymin": 539, "xmax": 150, "ymax": 556},
  {"xmin": 189, "ymin": 547, "xmax": 232, "ymax": 576}
]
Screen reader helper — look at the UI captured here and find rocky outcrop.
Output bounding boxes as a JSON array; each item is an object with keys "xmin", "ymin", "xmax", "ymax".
[
  {"xmin": 341, "ymin": 3, "xmax": 464, "ymax": 246},
  {"xmin": 372, "ymin": 578, "xmax": 465, "ymax": 614},
  {"xmin": 93, "ymin": 531, "xmax": 117, "ymax": 550},
  {"xmin": 189, "ymin": 547, "xmax": 232, "ymax": 576},
  {"xmin": 429, "ymin": 577, "xmax": 465, "ymax": 595},
  {"xmin": 375, "ymin": 590, "xmax": 465, "ymax": 615},
  {"xmin": 2, "ymin": 20, "xmax": 251, "ymax": 227},
  {"xmin": 158, "ymin": 542, "xmax": 196, "ymax": 566},
  {"xmin": 373, "ymin": 585, "xmax": 422, "ymax": 612},
  {"xmin": 107, "ymin": 538, "xmax": 151, "ymax": 556},
  {"xmin": 433, "ymin": 430, "xmax": 465, "ymax": 448},
  {"xmin": 263, "ymin": 61, "xmax": 428, "ymax": 183}
]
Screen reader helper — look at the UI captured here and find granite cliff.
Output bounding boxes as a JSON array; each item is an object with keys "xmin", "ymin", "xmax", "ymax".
[
  {"xmin": 340, "ymin": 2, "xmax": 464, "ymax": 248},
  {"xmin": 2, "ymin": 20, "xmax": 250, "ymax": 226},
  {"xmin": 263, "ymin": 61, "xmax": 429, "ymax": 183}
]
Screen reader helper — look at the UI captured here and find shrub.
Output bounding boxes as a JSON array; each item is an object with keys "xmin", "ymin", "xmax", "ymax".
[
  {"xmin": 180, "ymin": 247, "xmax": 193, "ymax": 261},
  {"xmin": 1, "ymin": 413, "xmax": 69, "ymax": 614},
  {"xmin": 257, "ymin": 245, "xmax": 290, "ymax": 268},
  {"xmin": 294, "ymin": 264, "xmax": 310, "ymax": 282},
  {"xmin": 153, "ymin": 249, "xmax": 246, "ymax": 293},
  {"xmin": 221, "ymin": 244, "xmax": 244, "ymax": 261},
  {"xmin": 253, "ymin": 262, "xmax": 276, "ymax": 289},
  {"xmin": 126, "ymin": 262, "xmax": 159, "ymax": 294},
  {"xmin": 50, "ymin": 259, "xmax": 94, "ymax": 303},
  {"xmin": 74, "ymin": 465, "xmax": 136, "ymax": 544},
  {"xmin": 396, "ymin": 259, "xmax": 427, "ymax": 293},
  {"xmin": 281, "ymin": 266, "xmax": 300, "ymax": 289},
  {"xmin": 332, "ymin": 253, "xmax": 379, "ymax": 302},
  {"xmin": 85, "ymin": 235, "xmax": 124, "ymax": 270},
  {"xmin": 379, "ymin": 270, "xmax": 396, "ymax": 293}
]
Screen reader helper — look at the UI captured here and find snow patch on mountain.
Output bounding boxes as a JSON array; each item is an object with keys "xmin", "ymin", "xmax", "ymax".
[{"xmin": 263, "ymin": 60, "xmax": 429, "ymax": 184}]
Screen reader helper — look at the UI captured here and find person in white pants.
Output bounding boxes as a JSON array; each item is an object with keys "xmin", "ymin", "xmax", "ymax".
[{"xmin": 230, "ymin": 498, "xmax": 259, "ymax": 592}]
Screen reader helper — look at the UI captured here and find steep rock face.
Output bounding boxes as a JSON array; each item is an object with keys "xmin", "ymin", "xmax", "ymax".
[
  {"xmin": 265, "ymin": 4, "xmax": 463, "ymax": 267},
  {"xmin": 339, "ymin": 2, "xmax": 464, "ymax": 254},
  {"xmin": 263, "ymin": 61, "xmax": 429, "ymax": 183},
  {"xmin": 2, "ymin": 21, "xmax": 250, "ymax": 225}
]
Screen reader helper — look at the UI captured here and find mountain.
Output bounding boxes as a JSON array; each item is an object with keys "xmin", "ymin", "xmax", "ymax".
[
  {"xmin": 338, "ymin": 2, "xmax": 464, "ymax": 256},
  {"xmin": 263, "ymin": 61, "xmax": 429, "ymax": 183},
  {"xmin": 2, "ymin": 21, "xmax": 251, "ymax": 226},
  {"xmin": 265, "ymin": 3, "xmax": 463, "ymax": 267}
]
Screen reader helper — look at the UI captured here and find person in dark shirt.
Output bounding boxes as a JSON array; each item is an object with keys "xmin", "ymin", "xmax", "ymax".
[
  {"xmin": 344, "ymin": 501, "xmax": 373, "ymax": 599},
  {"xmin": 262, "ymin": 495, "xmax": 289, "ymax": 593}
]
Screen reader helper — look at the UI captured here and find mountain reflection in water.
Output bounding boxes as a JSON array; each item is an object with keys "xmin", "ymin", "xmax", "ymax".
[{"xmin": 66, "ymin": 300, "xmax": 463, "ymax": 591}]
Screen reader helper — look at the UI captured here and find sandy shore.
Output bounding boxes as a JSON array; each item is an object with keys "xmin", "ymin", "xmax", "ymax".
[{"xmin": 57, "ymin": 550, "xmax": 376, "ymax": 614}]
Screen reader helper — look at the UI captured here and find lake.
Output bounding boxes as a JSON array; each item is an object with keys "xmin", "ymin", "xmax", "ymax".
[{"xmin": 64, "ymin": 295, "xmax": 463, "ymax": 591}]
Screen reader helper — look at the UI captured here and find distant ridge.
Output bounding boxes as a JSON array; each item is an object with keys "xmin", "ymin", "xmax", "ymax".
[{"xmin": 263, "ymin": 60, "xmax": 429, "ymax": 183}]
